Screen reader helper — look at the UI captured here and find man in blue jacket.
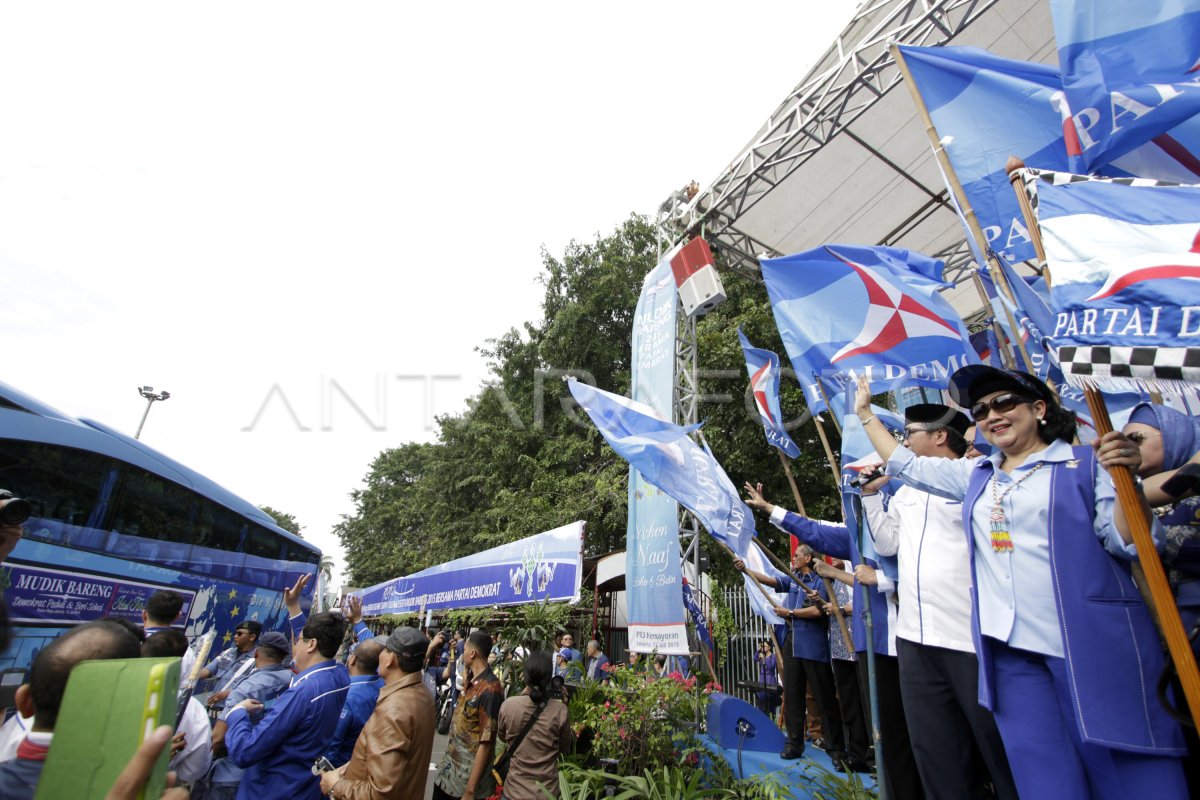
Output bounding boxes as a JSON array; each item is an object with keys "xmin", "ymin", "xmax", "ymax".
[
  {"xmin": 224, "ymin": 612, "xmax": 350, "ymax": 800},
  {"xmin": 737, "ymin": 545, "xmax": 845, "ymax": 765}
]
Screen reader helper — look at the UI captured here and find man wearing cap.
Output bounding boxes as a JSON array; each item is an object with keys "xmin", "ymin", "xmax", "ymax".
[
  {"xmin": 320, "ymin": 628, "xmax": 436, "ymax": 800},
  {"xmin": 322, "ymin": 638, "xmax": 384, "ymax": 768},
  {"xmin": 196, "ymin": 631, "xmax": 295, "ymax": 800},
  {"xmin": 199, "ymin": 619, "xmax": 261, "ymax": 706},
  {"xmin": 858, "ymin": 404, "xmax": 1017, "ymax": 800},
  {"xmin": 224, "ymin": 612, "xmax": 350, "ymax": 800}
]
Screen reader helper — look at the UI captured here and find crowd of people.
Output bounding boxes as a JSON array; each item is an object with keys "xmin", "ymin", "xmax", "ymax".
[
  {"xmin": 734, "ymin": 364, "xmax": 1199, "ymax": 800},
  {"xmin": 1, "ymin": 363, "xmax": 1198, "ymax": 799},
  {"xmin": 0, "ymin": 559, "xmax": 608, "ymax": 800}
]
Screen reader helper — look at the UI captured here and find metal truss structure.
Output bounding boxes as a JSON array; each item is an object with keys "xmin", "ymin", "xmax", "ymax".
[
  {"xmin": 659, "ymin": 0, "xmax": 1048, "ymax": 630},
  {"xmin": 655, "ymin": 0, "xmax": 1014, "ymax": 291}
]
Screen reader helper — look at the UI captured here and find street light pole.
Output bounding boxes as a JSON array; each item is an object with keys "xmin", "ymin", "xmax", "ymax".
[{"xmin": 135, "ymin": 386, "xmax": 171, "ymax": 440}]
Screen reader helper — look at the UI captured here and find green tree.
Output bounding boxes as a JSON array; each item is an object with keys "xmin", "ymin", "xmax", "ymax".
[
  {"xmin": 260, "ymin": 505, "xmax": 303, "ymax": 538},
  {"xmin": 335, "ymin": 216, "xmax": 843, "ymax": 588}
]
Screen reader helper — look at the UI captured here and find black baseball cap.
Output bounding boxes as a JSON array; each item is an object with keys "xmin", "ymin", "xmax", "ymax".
[{"xmin": 373, "ymin": 627, "xmax": 428, "ymax": 656}]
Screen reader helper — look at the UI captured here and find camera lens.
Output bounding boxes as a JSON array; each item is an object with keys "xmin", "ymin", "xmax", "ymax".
[{"xmin": 0, "ymin": 498, "xmax": 31, "ymax": 526}]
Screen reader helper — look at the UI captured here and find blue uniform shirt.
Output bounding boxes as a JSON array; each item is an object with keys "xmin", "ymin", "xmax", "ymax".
[
  {"xmin": 225, "ymin": 661, "xmax": 350, "ymax": 800},
  {"xmin": 774, "ymin": 571, "xmax": 830, "ymax": 661},
  {"xmin": 211, "ymin": 663, "xmax": 294, "ymax": 785},
  {"xmin": 323, "ymin": 674, "xmax": 383, "ymax": 766}
]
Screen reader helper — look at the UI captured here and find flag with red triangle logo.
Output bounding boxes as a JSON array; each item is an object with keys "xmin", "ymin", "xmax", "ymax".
[
  {"xmin": 737, "ymin": 328, "xmax": 801, "ymax": 458},
  {"xmin": 760, "ymin": 244, "xmax": 978, "ymax": 408}
]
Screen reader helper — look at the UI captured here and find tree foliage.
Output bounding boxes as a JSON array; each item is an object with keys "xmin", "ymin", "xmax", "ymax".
[
  {"xmin": 260, "ymin": 505, "xmax": 303, "ymax": 537},
  {"xmin": 336, "ymin": 215, "xmax": 843, "ymax": 588}
]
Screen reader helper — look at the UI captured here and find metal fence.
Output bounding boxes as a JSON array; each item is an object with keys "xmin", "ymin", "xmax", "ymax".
[{"xmin": 712, "ymin": 585, "xmax": 778, "ymax": 707}]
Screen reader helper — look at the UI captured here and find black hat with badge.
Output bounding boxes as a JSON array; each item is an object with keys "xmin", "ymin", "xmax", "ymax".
[
  {"xmin": 904, "ymin": 403, "xmax": 970, "ymax": 436},
  {"xmin": 948, "ymin": 365, "xmax": 1055, "ymax": 410}
]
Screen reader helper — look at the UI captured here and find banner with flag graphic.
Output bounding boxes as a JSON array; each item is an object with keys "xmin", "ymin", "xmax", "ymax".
[
  {"xmin": 738, "ymin": 328, "xmax": 801, "ymax": 458},
  {"xmin": 897, "ymin": 44, "xmax": 1200, "ymax": 266},
  {"xmin": 1024, "ymin": 169, "xmax": 1200, "ymax": 393},
  {"xmin": 1051, "ymin": 0, "xmax": 1200, "ymax": 173},
  {"xmin": 760, "ymin": 244, "xmax": 977, "ymax": 410},
  {"xmin": 626, "ymin": 256, "xmax": 687, "ymax": 654},
  {"xmin": 970, "ymin": 327, "xmax": 1003, "ymax": 368}
]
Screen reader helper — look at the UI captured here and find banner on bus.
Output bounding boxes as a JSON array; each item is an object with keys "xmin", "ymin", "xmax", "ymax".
[
  {"xmin": 353, "ymin": 521, "xmax": 585, "ymax": 616},
  {"xmin": 3, "ymin": 563, "xmax": 197, "ymax": 626}
]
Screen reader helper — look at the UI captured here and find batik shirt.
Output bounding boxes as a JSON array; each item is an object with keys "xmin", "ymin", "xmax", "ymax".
[{"xmin": 434, "ymin": 666, "xmax": 504, "ymax": 798}]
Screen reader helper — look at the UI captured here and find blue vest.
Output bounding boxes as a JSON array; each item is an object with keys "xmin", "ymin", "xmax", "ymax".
[{"xmin": 964, "ymin": 447, "xmax": 1184, "ymax": 755}]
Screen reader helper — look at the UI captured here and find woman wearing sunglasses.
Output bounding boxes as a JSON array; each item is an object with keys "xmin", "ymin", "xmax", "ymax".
[{"xmin": 853, "ymin": 365, "xmax": 1186, "ymax": 800}]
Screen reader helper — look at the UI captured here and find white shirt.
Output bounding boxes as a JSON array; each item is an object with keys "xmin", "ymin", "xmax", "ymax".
[
  {"xmin": 863, "ymin": 483, "xmax": 975, "ymax": 653},
  {"xmin": 169, "ymin": 697, "xmax": 212, "ymax": 784},
  {"xmin": 0, "ymin": 711, "xmax": 31, "ymax": 761}
]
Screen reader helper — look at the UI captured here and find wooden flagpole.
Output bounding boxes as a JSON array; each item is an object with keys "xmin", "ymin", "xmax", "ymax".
[
  {"xmin": 1005, "ymin": 158, "xmax": 1200, "ymax": 727},
  {"xmin": 891, "ymin": 42, "xmax": 1037, "ymax": 373},
  {"xmin": 970, "ymin": 271, "xmax": 1019, "ymax": 371},
  {"xmin": 810, "ymin": 381, "xmax": 846, "ymax": 497},
  {"xmin": 776, "ymin": 450, "xmax": 855, "ymax": 656}
]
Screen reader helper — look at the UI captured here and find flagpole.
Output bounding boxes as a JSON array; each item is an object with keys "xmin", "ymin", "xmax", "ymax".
[
  {"xmin": 776, "ymin": 450, "xmax": 855, "ymax": 656},
  {"xmin": 814, "ymin": 380, "xmax": 842, "ymax": 436},
  {"xmin": 714, "ymin": 537, "xmax": 790, "ymax": 734},
  {"xmin": 970, "ymin": 270, "xmax": 1020, "ymax": 371},
  {"xmin": 892, "ymin": 43, "xmax": 1039, "ymax": 375},
  {"xmin": 849, "ymin": 490, "xmax": 887, "ymax": 799},
  {"xmin": 1005, "ymin": 157, "xmax": 1200, "ymax": 728}
]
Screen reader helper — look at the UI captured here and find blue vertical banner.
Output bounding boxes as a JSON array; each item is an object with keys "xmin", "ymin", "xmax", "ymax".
[{"xmin": 626, "ymin": 255, "xmax": 688, "ymax": 655}]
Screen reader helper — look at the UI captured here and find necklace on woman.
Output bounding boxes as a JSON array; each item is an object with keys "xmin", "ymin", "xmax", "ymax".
[{"xmin": 989, "ymin": 462, "xmax": 1047, "ymax": 552}]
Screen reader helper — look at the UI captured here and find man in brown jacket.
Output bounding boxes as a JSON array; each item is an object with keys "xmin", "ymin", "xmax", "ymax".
[{"xmin": 320, "ymin": 627, "xmax": 435, "ymax": 800}]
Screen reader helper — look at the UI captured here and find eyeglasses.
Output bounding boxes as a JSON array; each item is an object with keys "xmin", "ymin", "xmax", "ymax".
[
  {"xmin": 902, "ymin": 425, "xmax": 940, "ymax": 439},
  {"xmin": 970, "ymin": 393, "xmax": 1033, "ymax": 422},
  {"xmin": 1126, "ymin": 430, "xmax": 1160, "ymax": 445}
]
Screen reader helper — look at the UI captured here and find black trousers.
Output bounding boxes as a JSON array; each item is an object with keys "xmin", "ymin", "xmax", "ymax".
[
  {"xmin": 781, "ymin": 647, "xmax": 845, "ymax": 756},
  {"xmin": 897, "ymin": 639, "xmax": 1018, "ymax": 800},
  {"xmin": 859, "ymin": 653, "xmax": 925, "ymax": 800},
  {"xmin": 832, "ymin": 658, "xmax": 871, "ymax": 763}
]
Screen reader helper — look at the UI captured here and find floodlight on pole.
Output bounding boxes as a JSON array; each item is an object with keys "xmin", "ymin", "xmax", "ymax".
[{"xmin": 135, "ymin": 385, "xmax": 171, "ymax": 440}]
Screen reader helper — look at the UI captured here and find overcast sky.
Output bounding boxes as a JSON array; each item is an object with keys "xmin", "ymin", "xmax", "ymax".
[{"xmin": 1, "ymin": 1, "xmax": 855, "ymax": 590}]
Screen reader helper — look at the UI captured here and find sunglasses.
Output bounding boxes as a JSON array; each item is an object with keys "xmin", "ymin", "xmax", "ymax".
[{"xmin": 970, "ymin": 393, "xmax": 1033, "ymax": 422}]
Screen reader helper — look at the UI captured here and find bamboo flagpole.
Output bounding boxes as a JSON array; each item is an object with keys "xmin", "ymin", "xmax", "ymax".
[
  {"xmin": 1005, "ymin": 158, "xmax": 1200, "ymax": 728},
  {"xmin": 773, "ymin": 448, "xmax": 855, "ymax": 656},
  {"xmin": 712, "ymin": 538, "xmax": 790, "ymax": 712},
  {"xmin": 890, "ymin": 43, "xmax": 1037, "ymax": 373}
]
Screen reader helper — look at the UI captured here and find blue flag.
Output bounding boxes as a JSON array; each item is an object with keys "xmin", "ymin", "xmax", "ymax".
[
  {"xmin": 568, "ymin": 379, "xmax": 757, "ymax": 557},
  {"xmin": 761, "ymin": 244, "xmax": 977, "ymax": 409},
  {"xmin": 969, "ymin": 327, "xmax": 1003, "ymax": 368},
  {"xmin": 1027, "ymin": 169, "xmax": 1200, "ymax": 393},
  {"xmin": 989, "ymin": 256, "xmax": 1143, "ymax": 437},
  {"xmin": 737, "ymin": 328, "xmax": 801, "ymax": 458},
  {"xmin": 1051, "ymin": 0, "xmax": 1200, "ymax": 173},
  {"xmin": 681, "ymin": 578, "xmax": 714, "ymax": 656},
  {"xmin": 898, "ymin": 44, "xmax": 1200, "ymax": 266}
]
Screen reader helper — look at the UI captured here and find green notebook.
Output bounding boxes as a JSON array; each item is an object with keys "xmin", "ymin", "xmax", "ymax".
[{"xmin": 36, "ymin": 656, "xmax": 180, "ymax": 800}]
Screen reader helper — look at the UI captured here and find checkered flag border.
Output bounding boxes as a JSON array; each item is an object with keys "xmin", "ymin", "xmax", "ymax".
[{"xmin": 1058, "ymin": 345, "xmax": 1200, "ymax": 394}]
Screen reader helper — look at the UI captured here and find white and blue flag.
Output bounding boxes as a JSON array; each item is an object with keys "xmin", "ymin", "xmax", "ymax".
[
  {"xmin": 737, "ymin": 328, "xmax": 801, "ymax": 458},
  {"xmin": 898, "ymin": 44, "xmax": 1200, "ymax": 265},
  {"xmin": 1051, "ymin": 0, "xmax": 1200, "ymax": 173},
  {"xmin": 1026, "ymin": 169, "xmax": 1200, "ymax": 393}
]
